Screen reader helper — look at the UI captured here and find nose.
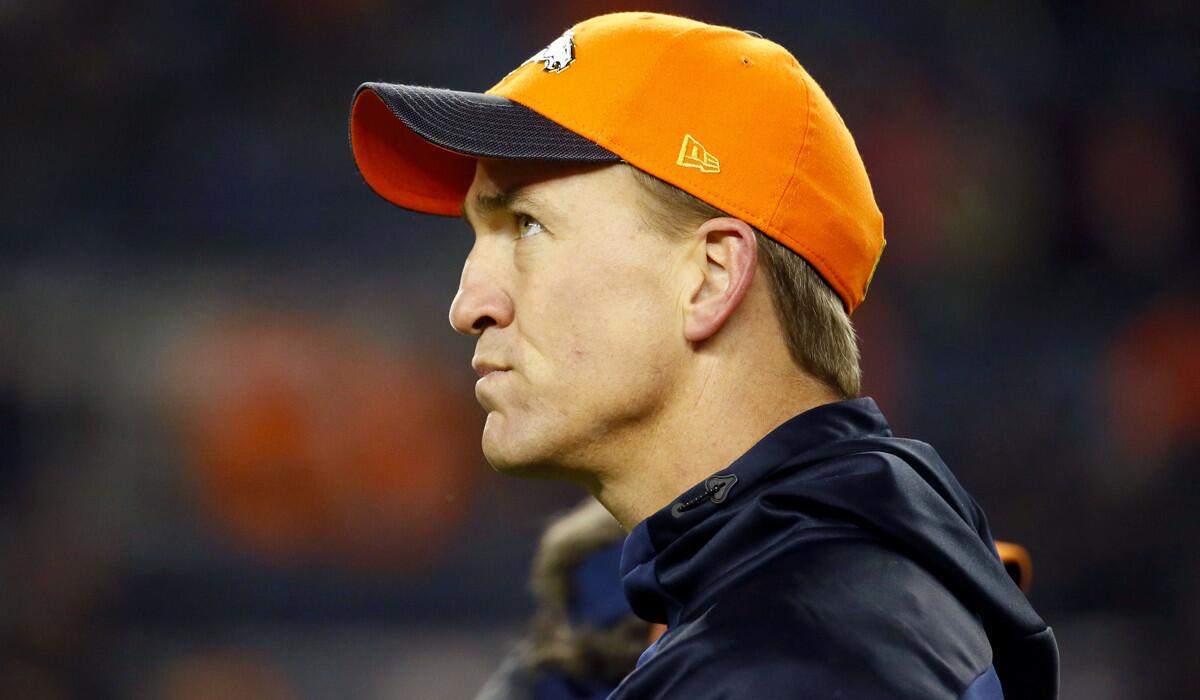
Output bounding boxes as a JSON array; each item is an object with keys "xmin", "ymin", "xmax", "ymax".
[{"xmin": 448, "ymin": 250, "xmax": 514, "ymax": 336}]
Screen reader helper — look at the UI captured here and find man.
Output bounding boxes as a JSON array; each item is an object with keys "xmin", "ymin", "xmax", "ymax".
[{"xmin": 348, "ymin": 12, "xmax": 1059, "ymax": 699}]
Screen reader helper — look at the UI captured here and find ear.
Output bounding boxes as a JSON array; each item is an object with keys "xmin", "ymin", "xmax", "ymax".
[{"xmin": 682, "ymin": 217, "xmax": 759, "ymax": 343}]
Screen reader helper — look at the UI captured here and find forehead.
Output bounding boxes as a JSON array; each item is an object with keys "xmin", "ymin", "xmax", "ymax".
[{"xmin": 462, "ymin": 159, "xmax": 636, "ymax": 227}]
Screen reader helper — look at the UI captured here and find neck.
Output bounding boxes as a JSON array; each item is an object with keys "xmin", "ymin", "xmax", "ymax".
[{"xmin": 587, "ymin": 360, "xmax": 838, "ymax": 532}]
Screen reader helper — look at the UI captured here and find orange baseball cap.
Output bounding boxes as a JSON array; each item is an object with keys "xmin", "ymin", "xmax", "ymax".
[{"xmin": 350, "ymin": 12, "xmax": 885, "ymax": 312}]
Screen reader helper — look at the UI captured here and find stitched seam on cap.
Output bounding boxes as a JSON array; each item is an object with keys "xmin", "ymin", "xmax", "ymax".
[
  {"xmin": 765, "ymin": 76, "xmax": 855, "ymax": 306},
  {"xmin": 767, "ymin": 72, "xmax": 812, "ymax": 227}
]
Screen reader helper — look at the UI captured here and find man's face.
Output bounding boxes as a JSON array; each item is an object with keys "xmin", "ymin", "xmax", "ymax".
[{"xmin": 451, "ymin": 159, "xmax": 691, "ymax": 482}]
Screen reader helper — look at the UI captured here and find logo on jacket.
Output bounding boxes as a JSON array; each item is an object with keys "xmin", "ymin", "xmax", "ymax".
[
  {"xmin": 706, "ymin": 474, "xmax": 738, "ymax": 503},
  {"xmin": 671, "ymin": 473, "xmax": 739, "ymax": 517},
  {"xmin": 523, "ymin": 29, "xmax": 575, "ymax": 73}
]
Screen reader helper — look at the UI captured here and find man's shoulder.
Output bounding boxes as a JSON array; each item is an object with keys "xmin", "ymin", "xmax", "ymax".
[
  {"xmin": 708, "ymin": 535, "xmax": 989, "ymax": 650},
  {"xmin": 621, "ymin": 537, "xmax": 995, "ymax": 699}
]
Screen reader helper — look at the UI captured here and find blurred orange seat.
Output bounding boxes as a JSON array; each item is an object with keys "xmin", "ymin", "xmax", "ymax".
[{"xmin": 995, "ymin": 540, "xmax": 1033, "ymax": 593}]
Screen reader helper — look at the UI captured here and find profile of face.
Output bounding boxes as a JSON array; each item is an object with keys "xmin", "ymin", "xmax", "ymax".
[{"xmin": 450, "ymin": 159, "xmax": 694, "ymax": 483}]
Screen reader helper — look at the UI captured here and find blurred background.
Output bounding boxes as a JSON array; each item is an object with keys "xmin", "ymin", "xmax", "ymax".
[{"xmin": 1, "ymin": 1, "xmax": 1196, "ymax": 698}]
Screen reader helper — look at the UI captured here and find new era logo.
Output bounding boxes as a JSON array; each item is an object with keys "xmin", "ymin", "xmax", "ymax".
[{"xmin": 676, "ymin": 134, "xmax": 720, "ymax": 173}]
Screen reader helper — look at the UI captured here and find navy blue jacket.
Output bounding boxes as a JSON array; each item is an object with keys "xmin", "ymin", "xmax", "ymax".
[{"xmin": 610, "ymin": 398, "xmax": 1059, "ymax": 699}]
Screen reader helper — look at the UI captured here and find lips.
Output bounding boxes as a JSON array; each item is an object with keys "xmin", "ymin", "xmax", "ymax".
[{"xmin": 471, "ymin": 358, "xmax": 511, "ymax": 378}]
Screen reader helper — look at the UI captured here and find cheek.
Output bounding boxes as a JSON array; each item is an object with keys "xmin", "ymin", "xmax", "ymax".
[{"xmin": 535, "ymin": 252, "xmax": 678, "ymax": 381}]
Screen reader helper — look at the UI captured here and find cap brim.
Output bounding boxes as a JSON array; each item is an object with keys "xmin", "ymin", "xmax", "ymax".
[{"xmin": 350, "ymin": 83, "xmax": 621, "ymax": 217}]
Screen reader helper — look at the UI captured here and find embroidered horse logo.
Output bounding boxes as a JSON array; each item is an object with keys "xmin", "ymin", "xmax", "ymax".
[{"xmin": 523, "ymin": 30, "xmax": 575, "ymax": 73}]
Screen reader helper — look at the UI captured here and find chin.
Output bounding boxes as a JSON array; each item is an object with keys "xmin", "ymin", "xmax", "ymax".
[{"xmin": 480, "ymin": 412, "xmax": 577, "ymax": 481}]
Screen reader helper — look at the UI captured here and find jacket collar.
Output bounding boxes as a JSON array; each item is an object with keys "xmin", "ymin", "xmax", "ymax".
[{"xmin": 618, "ymin": 397, "xmax": 891, "ymax": 626}]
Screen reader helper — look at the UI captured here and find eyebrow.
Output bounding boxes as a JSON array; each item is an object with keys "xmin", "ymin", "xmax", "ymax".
[{"xmin": 461, "ymin": 186, "xmax": 543, "ymax": 229}]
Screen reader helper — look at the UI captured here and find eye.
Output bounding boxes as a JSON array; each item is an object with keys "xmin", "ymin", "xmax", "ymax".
[{"xmin": 516, "ymin": 213, "xmax": 545, "ymax": 239}]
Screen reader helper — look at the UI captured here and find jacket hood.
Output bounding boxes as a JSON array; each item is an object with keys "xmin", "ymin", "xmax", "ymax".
[{"xmin": 619, "ymin": 397, "xmax": 1058, "ymax": 699}]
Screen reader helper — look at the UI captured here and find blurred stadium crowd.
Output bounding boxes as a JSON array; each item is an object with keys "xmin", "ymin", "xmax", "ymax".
[{"xmin": 1, "ymin": 1, "xmax": 1196, "ymax": 698}]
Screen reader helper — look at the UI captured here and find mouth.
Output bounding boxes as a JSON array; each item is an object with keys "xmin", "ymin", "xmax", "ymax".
[
  {"xmin": 473, "ymin": 366, "xmax": 510, "ymax": 412},
  {"xmin": 471, "ymin": 359, "xmax": 512, "ymax": 378},
  {"xmin": 477, "ymin": 368, "xmax": 510, "ymax": 380}
]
